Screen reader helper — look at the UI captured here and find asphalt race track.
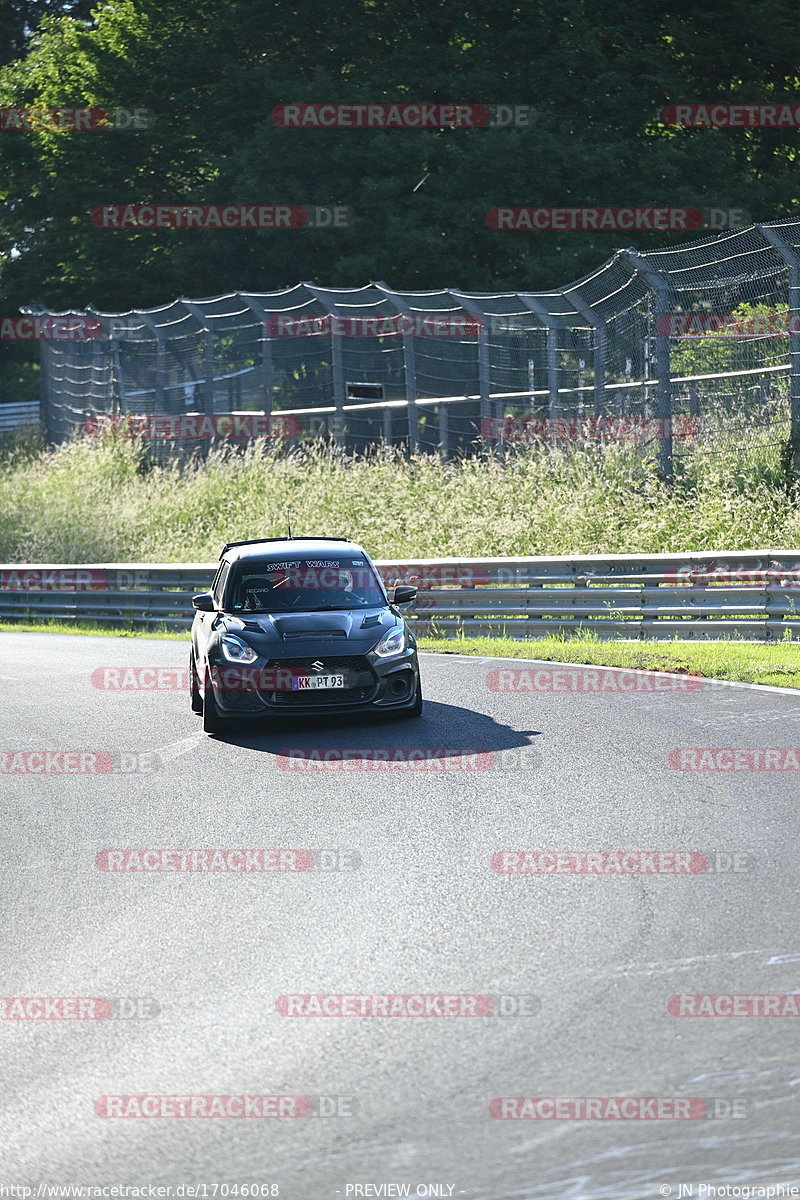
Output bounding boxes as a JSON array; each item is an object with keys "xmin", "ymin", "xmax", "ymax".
[{"xmin": 2, "ymin": 631, "xmax": 800, "ymax": 1198}]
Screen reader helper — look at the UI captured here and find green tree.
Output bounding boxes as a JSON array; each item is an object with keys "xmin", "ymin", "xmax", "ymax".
[{"xmin": 0, "ymin": 0, "xmax": 800, "ymax": 314}]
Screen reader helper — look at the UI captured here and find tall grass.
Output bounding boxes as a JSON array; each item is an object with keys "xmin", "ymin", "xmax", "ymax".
[{"xmin": 0, "ymin": 432, "xmax": 798, "ymax": 562}]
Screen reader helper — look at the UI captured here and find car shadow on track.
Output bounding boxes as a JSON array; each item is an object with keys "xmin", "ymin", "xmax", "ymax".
[{"xmin": 206, "ymin": 698, "xmax": 542, "ymax": 765}]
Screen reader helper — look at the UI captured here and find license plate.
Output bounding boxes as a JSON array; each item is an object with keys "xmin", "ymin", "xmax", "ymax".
[{"xmin": 292, "ymin": 674, "xmax": 346, "ymax": 690}]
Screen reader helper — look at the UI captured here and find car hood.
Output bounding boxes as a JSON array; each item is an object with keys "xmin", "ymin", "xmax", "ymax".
[{"xmin": 222, "ymin": 607, "xmax": 397, "ymax": 653}]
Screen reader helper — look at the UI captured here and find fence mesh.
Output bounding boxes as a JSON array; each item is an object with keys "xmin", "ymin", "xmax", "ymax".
[{"xmin": 29, "ymin": 218, "xmax": 800, "ymax": 471}]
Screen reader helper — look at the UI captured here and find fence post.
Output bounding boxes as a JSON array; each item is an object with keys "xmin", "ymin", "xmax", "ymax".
[
  {"xmin": 302, "ymin": 283, "xmax": 346, "ymax": 448},
  {"xmin": 180, "ymin": 301, "xmax": 215, "ymax": 414},
  {"xmin": 438, "ymin": 403, "xmax": 449, "ymax": 460},
  {"xmin": 237, "ymin": 295, "xmax": 275, "ymax": 428},
  {"xmin": 565, "ymin": 291, "xmax": 607, "ymax": 422},
  {"xmin": 519, "ymin": 296, "xmax": 561, "ymax": 433},
  {"xmin": 330, "ymin": 333, "xmax": 346, "ymax": 448},
  {"xmin": 39, "ymin": 335, "xmax": 53, "ymax": 441},
  {"xmin": 374, "ymin": 282, "xmax": 419, "ymax": 454},
  {"xmin": 84, "ymin": 306, "xmax": 115, "ymax": 436},
  {"xmin": 138, "ymin": 313, "xmax": 169, "ymax": 413},
  {"xmin": 622, "ymin": 250, "xmax": 674, "ymax": 482},
  {"xmin": 450, "ymin": 291, "xmax": 492, "ymax": 449},
  {"xmin": 756, "ymin": 225, "xmax": 800, "ymax": 481}
]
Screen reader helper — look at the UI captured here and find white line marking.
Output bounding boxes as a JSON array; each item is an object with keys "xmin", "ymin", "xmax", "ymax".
[{"xmin": 152, "ymin": 732, "xmax": 205, "ymax": 763}]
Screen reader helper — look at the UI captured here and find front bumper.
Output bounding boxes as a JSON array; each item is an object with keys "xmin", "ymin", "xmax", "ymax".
[{"xmin": 207, "ymin": 647, "xmax": 419, "ymax": 718}]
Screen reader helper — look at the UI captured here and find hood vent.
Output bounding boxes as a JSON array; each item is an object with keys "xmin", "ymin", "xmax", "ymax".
[{"xmin": 282, "ymin": 628, "xmax": 347, "ymax": 640}]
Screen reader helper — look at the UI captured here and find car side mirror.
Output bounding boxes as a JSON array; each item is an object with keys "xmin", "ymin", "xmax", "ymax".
[
  {"xmin": 393, "ymin": 584, "xmax": 417, "ymax": 606},
  {"xmin": 192, "ymin": 591, "xmax": 216, "ymax": 612}
]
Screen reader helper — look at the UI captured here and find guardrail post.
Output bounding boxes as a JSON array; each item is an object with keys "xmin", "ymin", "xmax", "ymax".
[
  {"xmin": 757, "ymin": 224, "xmax": 800, "ymax": 481},
  {"xmin": 622, "ymin": 250, "xmax": 674, "ymax": 482}
]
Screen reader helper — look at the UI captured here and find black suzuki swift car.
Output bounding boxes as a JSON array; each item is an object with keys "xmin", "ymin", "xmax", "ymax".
[{"xmin": 190, "ymin": 537, "xmax": 422, "ymax": 734}]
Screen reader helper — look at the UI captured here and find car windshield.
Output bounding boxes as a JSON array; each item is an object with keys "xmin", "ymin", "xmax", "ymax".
[{"xmin": 228, "ymin": 556, "xmax": 386, "ymax": 613}]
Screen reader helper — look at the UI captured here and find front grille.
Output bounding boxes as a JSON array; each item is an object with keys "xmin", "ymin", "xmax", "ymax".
[
  {"xmin": 265, "ymin": 656, "xmax": 371, "ymax": 673},
  {"xmin": 259, "ymin": 655, "xmax": 376, "ymax": 706}
]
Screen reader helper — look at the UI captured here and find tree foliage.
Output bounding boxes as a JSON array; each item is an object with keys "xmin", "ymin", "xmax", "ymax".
[{"xmin": 0, "ymin": 0, "xmax": 799, "ymax": 313}]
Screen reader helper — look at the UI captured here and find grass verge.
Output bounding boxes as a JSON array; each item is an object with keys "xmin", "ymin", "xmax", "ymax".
[
  {"xmin": 418, "ymin": 635, "xmax": 800, "ymax": 689},
  {"xmin": 1, "ymin": 435, "xmax": 799, "ymax": 561}
]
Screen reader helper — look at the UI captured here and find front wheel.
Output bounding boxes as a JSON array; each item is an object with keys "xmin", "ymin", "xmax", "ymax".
[
  {"xmin": 190, "ymin": 650, "xmax": 202, "ymax": 713},
  {"xmin": 202, "ymin": 669, "xmax": 223, "ymax": 735}
]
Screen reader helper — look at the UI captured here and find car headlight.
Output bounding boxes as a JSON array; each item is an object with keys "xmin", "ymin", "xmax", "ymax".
[
  {"xmin": 220, "ymin": 633, "xmax": 258, "ymax": 664},
  {"xmin": 372, "ymin": 626, "xmax": 406, "ymax": 658}
]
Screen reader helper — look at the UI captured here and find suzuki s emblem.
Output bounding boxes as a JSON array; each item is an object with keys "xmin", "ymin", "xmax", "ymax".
[{"xmin": 311, "ymin": 660, "xmax": 325, "ymax": 672}]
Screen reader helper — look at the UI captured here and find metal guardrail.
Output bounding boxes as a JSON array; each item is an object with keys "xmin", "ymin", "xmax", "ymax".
[
  {"xmin": 0, "ymin": 401, "xmax": 40, "ymax": 432},
  {"xmin": 1, "ymin": 551, "xmax": 800, "ymax": 640}
]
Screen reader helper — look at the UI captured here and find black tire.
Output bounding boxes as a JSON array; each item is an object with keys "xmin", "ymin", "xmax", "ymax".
[
  {"xmin": 190, "ymin": 650, "xmax": 202, "ymax": 713},
  {"xmin": 202, "ymin": 669, "xmax": 223, "ymax": 735},
  {"xmin": 399, "ymin": 675, "xmax": 423, "ymax": 718}
]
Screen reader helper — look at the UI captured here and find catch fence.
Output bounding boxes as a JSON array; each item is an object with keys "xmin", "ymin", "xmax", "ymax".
[{"xmin": 28, "ymin": 219, "xmax": 800, "ymax": 477}]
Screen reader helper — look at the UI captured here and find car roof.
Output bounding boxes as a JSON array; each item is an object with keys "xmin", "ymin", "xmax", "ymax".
[{"xmin": 224, "ymin": 538, "xmax": 368, "ymax": 563}]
